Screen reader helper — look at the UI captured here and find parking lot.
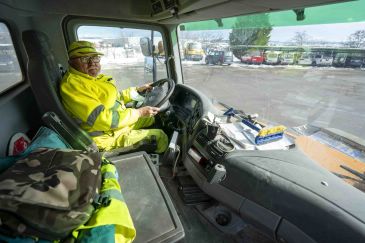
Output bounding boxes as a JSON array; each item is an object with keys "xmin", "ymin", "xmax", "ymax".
[{"xmin": 182, "ymin": 62, "xmax": 365, "ymax": 138}]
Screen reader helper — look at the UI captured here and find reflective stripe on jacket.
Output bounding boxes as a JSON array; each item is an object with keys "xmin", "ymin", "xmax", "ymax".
[
  {"xmin": 60, "ymin": 67, "xmax": 140, "ymax": 135},
  {"xmin": 73, "ymin": 161, "xmax": 136, "ymax": 242}
]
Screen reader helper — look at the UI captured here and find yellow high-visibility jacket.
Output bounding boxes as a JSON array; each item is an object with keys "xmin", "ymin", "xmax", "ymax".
[
  {"xmin": 73, "ymin": 161, "xmax": 136, "ymax": 242},
  {"xmin": 60, "ymin": 67, "xmax": 141, "ymax": 136}
]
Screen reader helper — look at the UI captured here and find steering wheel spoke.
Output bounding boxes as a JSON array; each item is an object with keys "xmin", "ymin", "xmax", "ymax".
[{"xmin": 150, "ymin": 78, "xmax": 168, "ymax": 87}]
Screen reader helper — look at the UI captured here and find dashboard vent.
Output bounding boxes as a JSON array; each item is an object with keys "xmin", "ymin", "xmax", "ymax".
[
  {"xmin": 188, "ymin": 108, "xmax": 201, "ymax": 134},
  {"xmin": 207, "ymin": 141, "xmax": 226, "ymax": 158}
]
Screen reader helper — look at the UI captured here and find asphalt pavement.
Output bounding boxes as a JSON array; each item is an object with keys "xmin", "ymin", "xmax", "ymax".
[{"xmin": 183, "ymin": 63, "xmax": 365, "ymax": 139}]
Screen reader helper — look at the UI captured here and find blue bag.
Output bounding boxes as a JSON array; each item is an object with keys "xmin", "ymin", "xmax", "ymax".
[{"xmin": 0, "ymin": 127, "xmax": 70, "ymax": 172}]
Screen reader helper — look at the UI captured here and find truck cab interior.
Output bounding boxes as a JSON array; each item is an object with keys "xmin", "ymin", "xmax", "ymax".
[{"xmin": 1, "ymin": 0, "xmax": 365, "ymax": 242}]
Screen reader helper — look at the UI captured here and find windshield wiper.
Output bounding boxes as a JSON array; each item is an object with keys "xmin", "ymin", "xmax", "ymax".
[{"xmin": 340, "ymin": 165, "xmax": 365, "ymax": 181}]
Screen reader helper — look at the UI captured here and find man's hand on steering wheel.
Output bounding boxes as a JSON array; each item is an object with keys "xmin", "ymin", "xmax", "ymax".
[
  {"xmin": 139, "ymin": 78, "xmax": 175, "ymax": 110},
  {"xmin": 137, "ymin": 82, "xmax": 153, "ymax": 94},
  {"xmin": 137, "ymin": 106, "xmax": 160, "ymax": 117}
]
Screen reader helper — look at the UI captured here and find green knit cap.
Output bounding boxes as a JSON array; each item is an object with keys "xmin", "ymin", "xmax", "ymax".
[{"xmin": 68, "ymin": 41, "xmax": 104, "ymax": 58}]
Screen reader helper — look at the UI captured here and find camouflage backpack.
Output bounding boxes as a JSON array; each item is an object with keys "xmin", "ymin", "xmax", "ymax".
[{"xmin": 0, "ymin": 148, "xmax": 103, "ymax": 240}]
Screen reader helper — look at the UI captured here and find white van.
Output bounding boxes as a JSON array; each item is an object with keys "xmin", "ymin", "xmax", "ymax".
[
  {"xmin": 265, "ymin": 51, "xmax": 282, "ymax": 64},
  {"xmin": 298, "ymin": 52, "xmax": 314, "ymax": 65},
  {"xmin": 314, "ymin": 54, "xmax": 334, "ymax": 66},
  {"xmin": 281, "ymin": 52, "xmax": 295, "ymax": 64}
]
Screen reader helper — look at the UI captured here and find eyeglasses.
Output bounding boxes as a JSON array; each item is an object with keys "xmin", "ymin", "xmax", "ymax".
[{"xmin": 77, "ymin": 56, "xmax": 101, "ymax": 64}]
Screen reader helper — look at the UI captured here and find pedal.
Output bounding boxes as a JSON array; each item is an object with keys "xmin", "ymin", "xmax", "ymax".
[{"xmin": 177, "ymin": 176, "xmax": 211, "ymax": 205}]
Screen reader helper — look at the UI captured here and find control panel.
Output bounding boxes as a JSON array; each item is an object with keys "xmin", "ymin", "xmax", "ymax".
[{"xmin": 151, "ymin": 0, "xmax": 178, "ymax": 15}]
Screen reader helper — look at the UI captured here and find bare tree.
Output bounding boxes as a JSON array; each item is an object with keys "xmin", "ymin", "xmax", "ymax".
[
  {"xmin": 292, "ymin": 31, "xmax": 310, "ymax": 46},
  {"xmin": 200, "ymin": 31, "xmax": 217, "ymax": 43},
  {"xmin": 180, "ymin": 30, "xmax": 224, "ymax": 43},
  {"xmin": 180, "ymin": 31, "xmax": 200, "ymax": 42},
  {"xmin": 347, "ymin": 30, "xmax": 365, "ymax": 48},
  {"xmin": 211, "ymin": 33, "xmax": 224, "ymax": 43}
]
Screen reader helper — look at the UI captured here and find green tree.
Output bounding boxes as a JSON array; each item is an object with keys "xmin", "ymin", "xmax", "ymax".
[{"xmin": 229, "ymin": 14, "xmax": 272, "ymax": 59}]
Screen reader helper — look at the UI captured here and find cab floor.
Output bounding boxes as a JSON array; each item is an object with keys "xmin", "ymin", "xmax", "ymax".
[{"xmin": 159, "ymin": 166, "xmax": 274, "ymax": 243}]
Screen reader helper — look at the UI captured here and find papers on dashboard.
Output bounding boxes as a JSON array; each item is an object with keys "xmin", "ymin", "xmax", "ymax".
[
  {"xmin": 219, "ymin": 122, "xmax": 293, "ymax": 151},
  {"xmin": 206, "ymin": 111, "xmax": 215, "ymax": 123},
  {"xmin": 219, "ymin": 123, "xmax": 256, "ymax": 150}
]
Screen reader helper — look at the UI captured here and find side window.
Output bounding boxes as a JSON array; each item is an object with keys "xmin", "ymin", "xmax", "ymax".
[
  {"xmin": 76, "ymin": 26, "xmax": 167, "ymax": 91},
  {"xmin": 0, "ymin": 23, "xmax": 22, "ymax": 93}
]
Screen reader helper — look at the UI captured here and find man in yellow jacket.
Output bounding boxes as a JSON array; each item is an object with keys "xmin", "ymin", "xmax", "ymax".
[{"xmin": 60, "ymin": 41, "xmax": 168, "ymax": 153}]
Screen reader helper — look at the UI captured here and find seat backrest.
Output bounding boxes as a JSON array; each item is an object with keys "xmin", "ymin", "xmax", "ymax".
[{"xmin": 22, "ymin": 30, "xmax": 98, "ymax": 152}]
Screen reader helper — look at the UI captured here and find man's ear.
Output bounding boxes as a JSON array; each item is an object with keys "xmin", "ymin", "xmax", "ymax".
[{"xmin": 68, "ymin": 59, "xmax": 75, "ymax": 68}]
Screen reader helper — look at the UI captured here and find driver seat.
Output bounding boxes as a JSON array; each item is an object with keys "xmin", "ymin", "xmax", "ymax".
[{"xmin": 22, "ymin": 30, "xmax": 157, "ymax": 155}]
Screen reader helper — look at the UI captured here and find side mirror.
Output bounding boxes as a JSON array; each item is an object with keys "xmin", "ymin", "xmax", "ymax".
[{"xmin": 140, "ymin": 37, "xmax": 152, "ymax": 56}]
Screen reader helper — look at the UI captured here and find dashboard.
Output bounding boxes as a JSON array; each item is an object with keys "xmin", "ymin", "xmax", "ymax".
[
  {"xmin": 161, "ymin": 84, "xmax": 365, "ymax": 243},
  {"xmin": 169, "ymin": 85, "xmax": 203, "ymax": 135}
]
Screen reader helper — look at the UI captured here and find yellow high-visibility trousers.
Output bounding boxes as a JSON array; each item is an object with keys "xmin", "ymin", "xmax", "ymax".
[{"xmin": 93, "ymin": 117, "xmax": 168, "ymax": 153}]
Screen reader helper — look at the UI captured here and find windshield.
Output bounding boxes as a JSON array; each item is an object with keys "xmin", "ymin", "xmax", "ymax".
[
  {"xmin": 267, "ymin": 53, "xmax": 278, "ymax": 57},
  {"xmin": 189, "ymin": 43, "xmax": 202, "ymax": 49},
  {"xmin": 178, "ymin": 0, "xmax": 365, "ymax": 142}
]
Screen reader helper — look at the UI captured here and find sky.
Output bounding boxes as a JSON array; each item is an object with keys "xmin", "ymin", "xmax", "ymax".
[
  {"xmin": 270, "ymin": 22, "xmax": 365, "ymax": 42},
  {"xmin": 78, "ymin": 27, "xmax": 159, "ymax": 39}
]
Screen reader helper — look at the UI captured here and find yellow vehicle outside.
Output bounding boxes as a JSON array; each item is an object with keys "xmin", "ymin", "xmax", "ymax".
[{"xmin": 184, "ymin": 42, "xmax": 204, "ymax": 61}]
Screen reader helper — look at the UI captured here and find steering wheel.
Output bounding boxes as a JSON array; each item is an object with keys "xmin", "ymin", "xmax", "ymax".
[{"xmin": 140, "ymin": 78, "xmax": 175, "ymax": 109}]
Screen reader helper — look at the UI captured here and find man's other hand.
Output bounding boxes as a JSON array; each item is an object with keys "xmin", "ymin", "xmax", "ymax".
[
  {"xmin": 137, "ymin": 82, "xmax": 153, "ymax": 93},
  {"xmin": 137, "ymin": 106, "xmax": 160, "ymax": 117}
]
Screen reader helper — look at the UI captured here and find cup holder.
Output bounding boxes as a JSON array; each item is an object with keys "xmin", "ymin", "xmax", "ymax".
[{"xmin": 215, "ymin": 209, "xmax": 232, "ymax": 226}]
